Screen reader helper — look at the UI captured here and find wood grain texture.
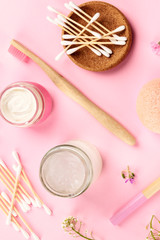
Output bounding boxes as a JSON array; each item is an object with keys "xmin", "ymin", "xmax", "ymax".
[
  {"xmin": 63, "ymin": 1, "xmax": 132, "ymax": 71},
  {"xmin": 11, "ymin": 39, "xmax": 136, "ymax": 145}
]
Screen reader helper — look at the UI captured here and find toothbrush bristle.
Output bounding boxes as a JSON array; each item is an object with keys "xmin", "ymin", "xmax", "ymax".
[{"xmin": 8, "ymin": 45, "xmax": 29, "ymax": 62}]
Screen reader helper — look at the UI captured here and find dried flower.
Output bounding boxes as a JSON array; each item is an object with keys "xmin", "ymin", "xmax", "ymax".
[
  {"xmin": 62, "ymin": 216, "xmax": 95, "ymax": 240},
  {"xmin": 150, "ymin": 41, "xmax": 160, "ymax": 56},
  {"xmin": 121, "ymin": 166, "xmax": 135, "ymax": 184},
  {"xmin": 146, "ymin": 215, "xmax": 160, "ymax": 239}
]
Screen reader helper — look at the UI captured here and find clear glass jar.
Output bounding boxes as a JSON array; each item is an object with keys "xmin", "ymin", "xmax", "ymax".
[
  {"xmin": 0, "ymin": 82, "xmax": 52, "ymax": 127},
  {"xmin": 39, "ymin": 140, "xmax": 102, "ymax": 198}
]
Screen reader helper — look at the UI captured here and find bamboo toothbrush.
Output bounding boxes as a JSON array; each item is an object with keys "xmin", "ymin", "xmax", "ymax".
[
  {"xmin": 8, "ymin": 39, "xmax": 136, "ymax": 145},
  {"xmin": 110, "ymin": 177, "xmax": 160, "ymax": 225}
]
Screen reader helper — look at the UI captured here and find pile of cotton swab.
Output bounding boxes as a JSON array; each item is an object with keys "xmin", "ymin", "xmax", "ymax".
[
  {"xmin": 0, "ymin": 151, "xmax": 52, "ymax": 240},
  {"xmin": 46, "ymin": 1, "xmax": 127, "ymax": 60}
]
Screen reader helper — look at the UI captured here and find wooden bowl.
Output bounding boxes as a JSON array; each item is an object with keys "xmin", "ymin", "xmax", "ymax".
[{"xmin": 62, "ymin": 1, "xmax": 132, "ymax": 71}]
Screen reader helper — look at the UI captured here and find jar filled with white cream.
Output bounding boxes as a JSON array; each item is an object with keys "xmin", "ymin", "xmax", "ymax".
[
  {"xmin": 0, "ymin": 82, "xmax": 52, "ymax": 127},
  {"xmin": 39, "ymin": 140, "xmax": 102, "ymax": 198}
]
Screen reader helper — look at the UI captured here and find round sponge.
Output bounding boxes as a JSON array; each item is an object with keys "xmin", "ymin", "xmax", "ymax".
[{"xmin": 136, "ymin": 79, "xmax": 160, "ymax": 133}]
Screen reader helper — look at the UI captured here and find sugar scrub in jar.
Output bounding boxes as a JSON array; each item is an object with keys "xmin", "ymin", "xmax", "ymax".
[
  {"xmin": 39, "ymin": 140, "xmax": 102, "ymax": 198},
  {"xmin": 0, "ymin": 82, "xmax": 52, "ymax": 127}
]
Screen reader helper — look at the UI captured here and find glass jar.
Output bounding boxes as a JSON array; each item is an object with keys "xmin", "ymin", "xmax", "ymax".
[
  {"xmin": 39, "ymin": 140, "xmax": 102, "ymax": 198},
  {"xmin": 0, "ymin": 82, "xmax": 52, "ymax": 127}
]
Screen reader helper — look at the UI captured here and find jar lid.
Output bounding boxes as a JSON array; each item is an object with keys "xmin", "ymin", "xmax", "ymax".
[{"xmin": 39, "ymin": 144, "xmax": 93, "ymax": 198}]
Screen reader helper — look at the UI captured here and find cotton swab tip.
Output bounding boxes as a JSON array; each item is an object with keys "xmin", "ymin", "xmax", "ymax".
[
  {"xmin": 64, "ymin": 3, "xmax": 74, "ymax": 11},
  {"xmin": 43, "ymin": 204, "xmax": 52, "ymax": 215},
  {"xmin": 55, "ymin": 18, "xmax": 67, "ymax": 27},
  {"xmin": 12, "ymin": 210, "xmax": 17, "ymax": 217},
  {"xmin": 46, "ymin": 16, "xmax": 57, "ymax": 25},
  {"xmin": 61, "ymin": 40, "xmax": 72, "ymax": 46},
  {"xmin": 99, "ymin": 49, "xmax": 110, "ymax": 57},
  {"xmin": 100, "ymin": 45, "xmax": 112, "ymax": 54},
  {"xmin": 21, "ymin": 200, "xmax": 31, "ymax": 211},
  {"xmin": 12, "ymin": 151, "xmax": 21, "ymax": 166},
  {"xmin": 67, "ymin": 47, "xmax": 79, "ymax": 55},
  {"xmin": 19, "ymin": 202, "xmax": 27, "ymax": 212},
  {"xmin": 12, "ymin": 222, "xmax": 20, "ymax": 231},
  {"xmin": 90, "ymin": 13, "xmax": 100, "ymax": 23},
  {"xmin": 12, "ymin": 164, "xmax": 18, "ymax": 172},
  {"xmin": 16, "ymin": 165, "xmax": 22, "ymax": 175},
  {"xmin": 90, "ymin": 48, "xmax": 101, "ymax": 56},
  {"xmin": 21, "ymin": 229, "xmax": 30, "ymax": 239},
  {"xmin": 0, "ymin": 159, "xmax": 7, "ymax": 169},
  {"xmin": 31, "ymin": 232, "xmax": 41, "ymax": 240},
  {"xmin": 29, "ymin": 197, "xmax": 38, "ymax": 207},
  {"xmin": 113, "ymin": 25, "xmax": 125, "ymax": 33},
  {"xmin": 6, "ymin": 213, "xmax": 11, "ymax": 225},
  {"xmin": 111, "ymin": 40, "xmax": 126, "ymax": 45},
  {"xmin": 22, "ymin": 194, "xmax": 31, "ymax": 205},
  {"xmin": 113, "ymin": 34, "xmax": 127, "ymax": 41},
  {"xmin": 47, "ymin": 5, "xmax": 57, "ymax": 13},
  {"xmin": 69, "ymin": 1, "xmax": 82, "ymax": 12},
  {"xmin": 55, "ymin": 50, "xmax": 65, "ymax": 61},
  {"xmin": 34, "ymin": 197, "xmax": 42, "ymax": 208},
  {"xmin": 91, "ymin": 31, "xmax": 101, "ymax": 39},
  {"xmin": 1, "ymin": 191, "xmax": 10, "ymax": 202},
  {"xmin": 63, "ymin": 34, "xmax": 75, "ymax": 39},
  {"xmin": 57, "ymin": 15, "xmax": 66, "ymax": 23}
]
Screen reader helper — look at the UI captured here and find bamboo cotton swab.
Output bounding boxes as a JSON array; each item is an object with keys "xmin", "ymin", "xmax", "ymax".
[
  {"xmin": 1, "ymin": 192, "xmax": 40, "ymax": 240},
  {"xmin": 54, "ymin": 17, "xmax": 103, "ymax": 58},
  {"xmin": 13, "ymin": 164, "xmax": 52, "ymax": 215},
  {"xmin": 69, "ymin": 1, "xmax": 125, "ymax": 40},
  {"xmin": 0, "ymin": 160, "xmax": 32, "ymax": 205},
  {"xmin": 12, "ymin": 151, "xmax": 52, "ymax": 216},
  {"xmin": 0, "ymin": 171, "xmax": 29, "ymax": 212},
  {"xmin": 55, "ymin": 16, "xmax": 110, "ymax": 57},
  {"xmin": 47, "ymin": 6, "xmax": 112, "ymax": 57},
  {"xmin": 0, "ymin": 194, "xmax": 17, "ymax": 217},
  {"xmin": 47, "ymin": 5, "xmax": 101, "ymax": 38},
  {"xmin": 65, "ymin": 3, "xmax": 111, "ymax": 37},
  {"xmin": 47, "ymin": 3, "xmax": 127, "ymax": 58},
  {"xmin": 65, "ymin": 26, "xmax": 126, "ymax": 54},
  {"xmin": 55, "ymin": 13, "xmax": 102, "ymax": 59},
  {"xmin": 0, "ymin": 200, "xmax": 30, "ymax": 239},
  {"xmin": 47, "ymin": 16, "xmax": 102, "ymax": 59},
  {"xmin": 57, "ymin": 14, "xmax": 101, "ymax": 39},
  {"xmin": 65, "ymin": 3, "xmax": 126, "ymax": 45},
  {"xmin": 47, "ymin": 6, "xmax": 114, "ymax": 58},
  {"xmin": 61, "ymin": 40, "xmax": 126, "ymax": 46},
  {"xmin": 62, "ymin": 34, "xmax": 121, "ymax": 40},
  {"xmin": 6, "ymin": 164, "xmax": 22, "ymax": 225}
]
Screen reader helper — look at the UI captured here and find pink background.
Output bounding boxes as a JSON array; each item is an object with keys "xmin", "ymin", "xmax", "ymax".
[{"xmin": 0, "ymin": 0, "xmax": 160, "ymax": 239}]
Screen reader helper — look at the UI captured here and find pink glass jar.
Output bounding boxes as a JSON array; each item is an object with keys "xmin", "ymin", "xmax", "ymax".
[{"xmin": 0, "ymin": 82, "xmax": 52, "ymax": 127}]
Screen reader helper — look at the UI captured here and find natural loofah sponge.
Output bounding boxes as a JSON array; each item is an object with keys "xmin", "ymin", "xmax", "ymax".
[{"xmin": 136, "ymin": 79, "xmax": 160, "ymax": 133}]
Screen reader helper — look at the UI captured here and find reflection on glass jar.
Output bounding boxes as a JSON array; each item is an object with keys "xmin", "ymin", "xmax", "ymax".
[
  {"xmin": 40, "ymin": 140, "xmax": 102, "ymax": 198},
  {"xmin": 0, "ymin": 82, "xmax": 52, "ymax": 127}
]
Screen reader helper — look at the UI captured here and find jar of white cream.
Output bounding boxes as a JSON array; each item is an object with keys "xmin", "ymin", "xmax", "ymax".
[
  {"xmin": 39, "ymin": 140, "xmax": 102, "ymax": 198},
  {"xmin": 0, "ymin": 82, "xmax": 52, "ymax": 127}
]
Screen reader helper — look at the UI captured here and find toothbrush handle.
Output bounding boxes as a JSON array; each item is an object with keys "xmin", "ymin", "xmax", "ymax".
[
  {"xmin": 110, "ymin": 193, "xmax": 147, "ymax": 225},
  {"xmin": 11, "ymin": 39, "xmax": 136, "ymax": 145}
]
